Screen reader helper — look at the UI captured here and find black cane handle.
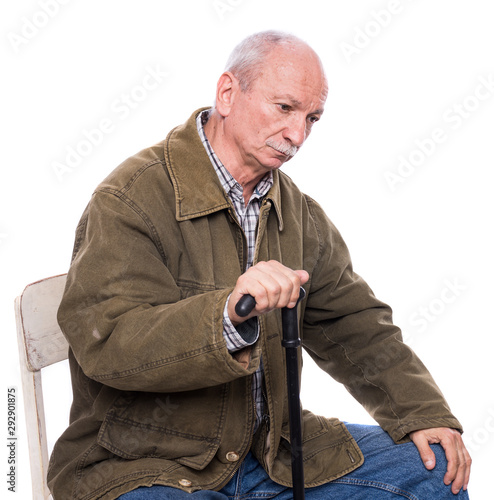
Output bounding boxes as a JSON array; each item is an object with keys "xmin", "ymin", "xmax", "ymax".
[
  {"xmin": 234, "ymin": 293, "xmax": 257, "ymax": 318},
  {"xmin": 235, "ymin": 287, "xmax": 306, "ymax": 317}
]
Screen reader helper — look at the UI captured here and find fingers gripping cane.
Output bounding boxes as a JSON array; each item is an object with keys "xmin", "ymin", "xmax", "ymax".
[{"xmin": 236, "ymin": 287, "xmax": 306, "ymax": 500}]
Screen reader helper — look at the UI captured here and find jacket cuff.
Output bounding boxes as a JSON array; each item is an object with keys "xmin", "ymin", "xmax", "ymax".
[
  {"xmin": 223, "ymin": 295, "xmax": 259, "ymax": 353},
  {"xmin": 389, "ymin": 416, "xmax": 464, "ymax": 444}
]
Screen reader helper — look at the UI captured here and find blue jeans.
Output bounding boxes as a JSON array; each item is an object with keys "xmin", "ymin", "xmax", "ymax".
[{"xmin": 118, "ymin": 424, "xmax": 469, "ymax": 499}]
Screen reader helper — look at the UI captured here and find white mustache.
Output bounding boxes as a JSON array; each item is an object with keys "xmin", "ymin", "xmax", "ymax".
[{"xmin": 266, "ymin": 140, "xmax": 299, "ymax": 158}]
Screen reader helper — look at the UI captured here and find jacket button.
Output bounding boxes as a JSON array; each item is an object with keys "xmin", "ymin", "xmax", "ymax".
[
  {"xmin": 226, "ymin": 451, "xmax": 240, "ymax": 462},
  {"xmin": 179, "ymin": 478, "xmax": 192, "ymax": 487}
]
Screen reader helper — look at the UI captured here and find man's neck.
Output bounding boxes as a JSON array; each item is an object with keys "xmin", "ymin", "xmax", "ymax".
[{"xmin": 204, "ymin": 111, "xmax": 264, "ymax": 205}]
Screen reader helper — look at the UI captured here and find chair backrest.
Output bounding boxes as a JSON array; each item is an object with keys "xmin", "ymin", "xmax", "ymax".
[{"xmin": 15, "ymin": 274, "xmax": 69, "ymax": 500}]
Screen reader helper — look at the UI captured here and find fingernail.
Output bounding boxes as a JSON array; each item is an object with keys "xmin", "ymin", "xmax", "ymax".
[{"xmin": 425, "ymin": 460, "xmax": 434, "ymax": 468}]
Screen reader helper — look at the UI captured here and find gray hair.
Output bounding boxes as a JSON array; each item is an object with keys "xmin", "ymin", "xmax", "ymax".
[{"xmin": 225, "ymin": 30, "xmax": 308, "ymax": 91}]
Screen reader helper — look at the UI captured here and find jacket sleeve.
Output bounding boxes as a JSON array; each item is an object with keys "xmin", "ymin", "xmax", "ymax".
[
  {"xmin": 58, "ymin": 190, "xmax": 260, "ymax": 393},
  {"xmin": 301, "ymin": 197, "xmax": 462, "ymax": 443}
]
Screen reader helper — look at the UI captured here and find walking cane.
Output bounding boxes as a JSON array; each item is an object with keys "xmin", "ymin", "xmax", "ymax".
[{"xmin": 236, "ymin": 287, "xmax": 306, "ymax": 500}]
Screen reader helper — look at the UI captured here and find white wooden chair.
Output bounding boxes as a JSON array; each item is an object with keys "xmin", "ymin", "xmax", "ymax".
[{"xmin": 15, "ymin": 274, "xmax": 69, "ymax": 500}]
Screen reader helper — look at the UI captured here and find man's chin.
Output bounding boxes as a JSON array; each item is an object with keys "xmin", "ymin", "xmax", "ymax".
[
  {"xmin": 268, "ymin": 151, "xmax": 294, "ymax": 167},
  {"xmin": 264, "ymin": 157, "xmax": 287, "ymax": 170},
  {"xmin": 253, "ymin": 152, "xmax": 291, "ymax": 172}
]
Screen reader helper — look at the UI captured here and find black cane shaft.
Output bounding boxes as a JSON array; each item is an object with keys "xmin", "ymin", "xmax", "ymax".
[
  {"xmin": 285, "ymin": 347, "xmax": 305, "ymax": 499},
  {"xmin": 235, "ymin": 286, "xmax": 306, "ymax": 498},
  {"xmin": 282, "ymin": 292, "xmax": 306, "ymax": 499},
  {"xmin": 281, "ymin": 306, "xmax": 301, "ymax": 348}
]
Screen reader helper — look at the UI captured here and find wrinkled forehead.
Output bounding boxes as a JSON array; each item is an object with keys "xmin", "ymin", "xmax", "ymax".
[{"xmin": 255, "ymin": 44, "xmax": 328, "ymax": 106}]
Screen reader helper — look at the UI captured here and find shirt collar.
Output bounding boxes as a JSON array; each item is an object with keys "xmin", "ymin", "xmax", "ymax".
[{"xmin": 164, "ymin": 108, "xmax": 283, "ymax": 230}]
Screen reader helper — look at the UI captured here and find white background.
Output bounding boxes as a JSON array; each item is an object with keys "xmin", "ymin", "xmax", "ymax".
[{"xmin": 2, "ymin": 0, "xmax": 493, "ymax": 498}]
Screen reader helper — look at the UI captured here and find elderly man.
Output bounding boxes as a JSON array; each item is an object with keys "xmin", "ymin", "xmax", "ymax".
[{"xmin": 48, "ymin": 31, "xmax": 471, "ymax": 499}]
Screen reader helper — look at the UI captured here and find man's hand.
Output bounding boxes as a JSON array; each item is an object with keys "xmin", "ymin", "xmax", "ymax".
[
  {"xmin": 228, "ymin": 260, "xmax": 309, "ymax": 326},
  {"xmin": 409, "ymin": 427, "xmax": 471, "ymax": 495}
]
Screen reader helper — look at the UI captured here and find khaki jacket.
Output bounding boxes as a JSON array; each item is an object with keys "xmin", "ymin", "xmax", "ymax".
[{"xmin": 48, "ymin": 108, "xmax": 462, "ymax": 499}]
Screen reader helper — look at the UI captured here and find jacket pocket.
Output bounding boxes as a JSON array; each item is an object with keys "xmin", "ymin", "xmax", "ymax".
[
  {"xmin": 97, "ymin": 386, "xmax": 228, "ymax": 470},
  {"xmin": 275, "ymin": 411, "xmax": 363, "ymax": 487},
  {"xmin": 280, "ymin": 408, "xmax": 329, "ymax": 444}
]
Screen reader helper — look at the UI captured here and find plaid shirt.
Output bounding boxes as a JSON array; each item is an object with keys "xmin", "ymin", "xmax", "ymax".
[{"xmin": 197, "ymin": 110, "xmax": 273, "ymax": 428}]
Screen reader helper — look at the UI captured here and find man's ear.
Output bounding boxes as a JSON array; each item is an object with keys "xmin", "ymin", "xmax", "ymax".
[{"xmin": 215, "ymin": 71, "xmax": 240, "ymax": 118}]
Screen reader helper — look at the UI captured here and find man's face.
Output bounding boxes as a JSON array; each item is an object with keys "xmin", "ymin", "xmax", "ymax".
[{"xmin": 225, "ymin": 44, "xmax": 328, "ymax": 176}]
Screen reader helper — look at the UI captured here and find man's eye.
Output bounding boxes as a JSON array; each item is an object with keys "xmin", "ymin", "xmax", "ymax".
[
  {"xmin": 308, "ymin": 116, "xmax": 319, "ymax": 124},
  {"xmin": 278, "ymin": 104, "xmax": 291, "ymax": 112}
]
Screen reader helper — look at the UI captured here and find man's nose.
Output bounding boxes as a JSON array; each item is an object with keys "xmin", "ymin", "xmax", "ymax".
[{"xmin": 283, "ymin": 115, "xmax": 307, "ymax": 147}]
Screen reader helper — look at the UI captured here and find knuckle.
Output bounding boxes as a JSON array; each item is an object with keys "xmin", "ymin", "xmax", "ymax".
[
  {"xmin": 255, "ymin": 293, "xmax": 269, "ymax": 310},
  {"xmin": 289, "ymin": 272, "xmax": 300, "ymax": 285},
  {"xmin": 268, "ymin": 282, "xmax": 282, "ymax": 297}
]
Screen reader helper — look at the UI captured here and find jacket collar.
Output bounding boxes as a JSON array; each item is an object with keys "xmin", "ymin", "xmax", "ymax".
[{"xmin": 164, "ymin": 108, "xmax": 284, "ymax": 230}]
